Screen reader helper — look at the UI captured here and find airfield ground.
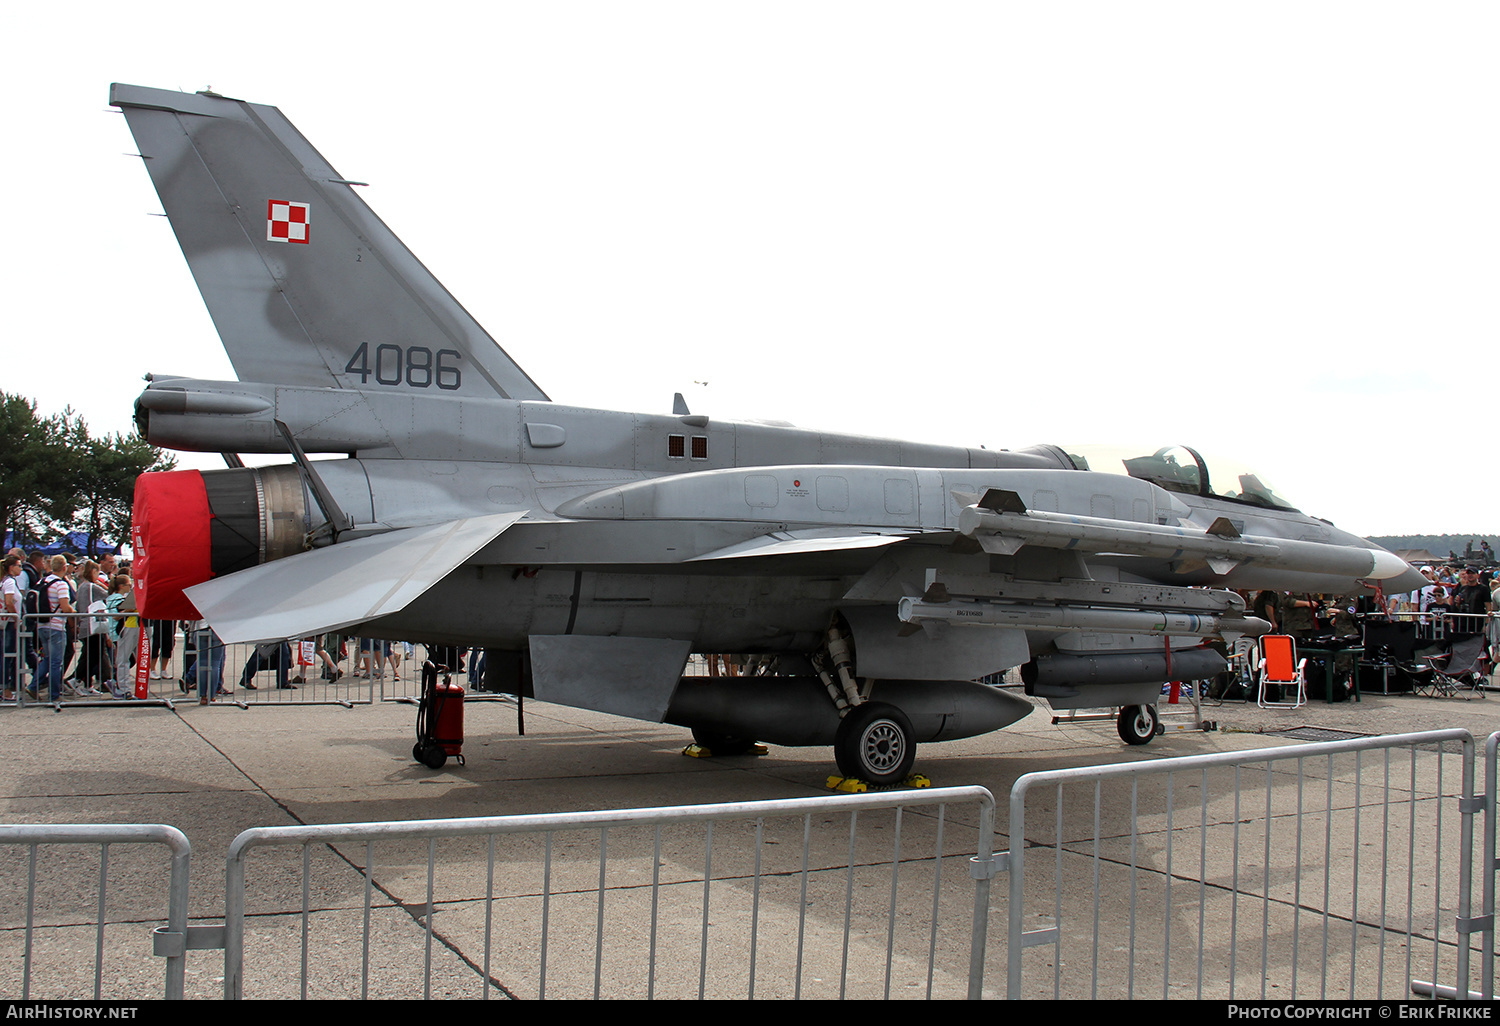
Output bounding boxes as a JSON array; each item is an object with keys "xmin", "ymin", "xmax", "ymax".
[{"xmin": 1, "ymin": 680, "xmax": 1497, "ymax": 999}]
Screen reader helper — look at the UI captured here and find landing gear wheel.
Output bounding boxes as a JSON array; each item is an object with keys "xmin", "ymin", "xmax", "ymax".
[
  {"xmin": 1117, "ymin": 704, "xmax": 1159, "ymax": 746},
  {"xmin": 691, "ymin": 727, "xmax": 755, "ymax": 756},
  {"xmin": 834, "ymin": 702, "xmax": 916, "ymax": 785}
]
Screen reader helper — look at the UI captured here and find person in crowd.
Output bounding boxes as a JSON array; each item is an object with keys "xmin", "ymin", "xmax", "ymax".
[
  {"xmin": 34, "ymin": 555, "xmax": 75, "ymax": 702},
  {"xmin": 314, "ymin": 634, "xmax": 344, "ymax": 682},
  {"xmin": 386, "ymin": 642, "xmax": 411, "ymax": 681},
  {"xmin": 180, "ymin": 619, "xmax": 227, "ymax": 702},
  {"xmin": 105, "ymin": 574, "xmax": 137, "ymax": 698},
  {"xmin": 1451, "ymin": 565, "xmax": 1493, "ymax": 617},
  {"xmin": 148, "ymin": 618, "xmax": 176, "ymax": 680},
  {"xmin": 1489, "ymin": 573, "xmax": 1500, "ymax": 657},
  {"xmin": 71, "ymin": 560, "xmax": 110, "ymax": 695},
  {"xmin": 1251, "ymin": 591, "xmax": 1279, "ymax": 631},
  {"xmin": 176, "ymin": 625, "xmax": 198, "ymax": 693},
  {"xmin": 2, "ymin": 555, "xmax": 23, "ymax": 700},
  {"xmin": 57, "ymin": 555, "xmax": 83, "ymax": 684},
  {"xmin": 18, "ymin": 551, "xmax": 46, "ymax": 677},
  {"xmin": 355, "ymin": 637, "xmax": 391, "ymax": 679},
  {"xmin": 1422, "ymin": 583, "xmax": 1449, "ymax": 612},
  {"xmin": 240, "ymin": 640, "xmax": 295, "ymax": 690},
  {"xmin": 1281, "ymin": 593, "xmax": 1318, "ymax": 639},
  {"xmin": 467, "ymin": 647, "xmax": 486, "ymax": 691}
]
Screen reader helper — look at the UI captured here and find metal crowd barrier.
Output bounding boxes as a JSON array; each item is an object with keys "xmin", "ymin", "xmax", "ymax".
[
  {"xmin": 1003, "ymin": 729, "xmax": 1478, "ymax": 1000},
  {"xmin": 2, "ymin": 611, "xmax": 152, "ymax": 707},
  {"xmin": 1389, "ymin": 610, "xmax": 1497, "ymax": 643},
  {"xmin": 1476, "ymin": 732, "xmax": 1500, "ymax": 1000},
  {"xmin": 1388, "ymin": 610, "xmax": 1444, "ymax": 640},
  {"xmin": 0, "ymin": 824, "xmax": 193, "ymax": 1000},
  {"xmin": 1440, "ymin": 611, "xmax": 1493, "ymax": 640},
  {"xmin": 222, "ymin": 787, "xmax": 999, "ymax": 1000},
  {"xmin": 1, "ymin": 613, "xmax": 474, "ymax": 708},
  {"xmin": 18, "ymin": 725, "xmax": 1500, "ymax": 1001},
  {"xmin": 8, "ymin": 614, "xmax": 1487, "ymax": 710}
]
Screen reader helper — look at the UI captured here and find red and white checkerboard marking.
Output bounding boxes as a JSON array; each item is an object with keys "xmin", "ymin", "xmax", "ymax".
[{"xmin": 267, "ymin": 200, "xmax": 310, "ymax": 244}]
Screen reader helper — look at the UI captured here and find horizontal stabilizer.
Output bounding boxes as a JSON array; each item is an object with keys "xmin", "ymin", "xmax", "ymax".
[{"xmin": 184, "ymin": 511, "xmax": 526, "ymax": 643}]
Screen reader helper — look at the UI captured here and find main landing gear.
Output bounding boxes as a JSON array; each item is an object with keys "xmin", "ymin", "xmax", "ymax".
[
  {"xmin": 816, "ymin": 622, "xmax": 920, "ymax": 788},
  {"xmin": 833, "ymin": 702, "xmax": 916, "ymax": 787}
]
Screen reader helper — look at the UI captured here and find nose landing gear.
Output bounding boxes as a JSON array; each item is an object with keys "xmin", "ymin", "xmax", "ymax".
[{"xmin": 1116, "ymin": 703, "xmax": 1161, "ymax": 746}]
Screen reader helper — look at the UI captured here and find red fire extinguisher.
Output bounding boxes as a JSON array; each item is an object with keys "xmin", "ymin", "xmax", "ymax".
[{"xmin": 414, "ymin": 659, "xmax": 464, "ymax": 769}]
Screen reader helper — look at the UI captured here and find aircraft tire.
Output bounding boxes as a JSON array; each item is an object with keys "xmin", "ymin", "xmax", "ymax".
[
  {"xmin": 690, "ymin": 727, "xmax": 756, "ymax": 757},
  {"xmin": 1117, "ymin": 704, "xmax": 1159, "ymax": 746},
  {"xmin": 834, "ymin": 702, "xmax": 915, "ymax": 785}
]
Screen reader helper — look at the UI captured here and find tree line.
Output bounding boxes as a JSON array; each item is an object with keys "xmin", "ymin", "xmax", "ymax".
[
  {"xmin": 1368, "ymin": 535, "xmax": 1496, "ymax": 560},
  {"xmin": 1, "ymin": 392, "xmax": 176, "ymax": 557}
]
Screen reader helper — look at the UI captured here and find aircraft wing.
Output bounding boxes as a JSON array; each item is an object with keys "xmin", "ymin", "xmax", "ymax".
[
  {"xmin": 184, "ymin": 511, "xmax": 525, "ymax": 644},
  {"xmin": 687, "ymin": 528, "xmax": 918, "ymax": 561}
]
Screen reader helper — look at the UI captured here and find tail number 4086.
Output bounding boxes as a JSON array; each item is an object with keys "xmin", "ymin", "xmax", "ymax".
[{"xmin": 344, "ymin": 343, "xmax": 462, "ymax": 390}]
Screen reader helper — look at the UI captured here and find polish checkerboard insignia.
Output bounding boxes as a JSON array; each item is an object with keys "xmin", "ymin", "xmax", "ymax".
[{"xmin": 266, "ymin": 200, "xmax": 310, "ymax": 244}]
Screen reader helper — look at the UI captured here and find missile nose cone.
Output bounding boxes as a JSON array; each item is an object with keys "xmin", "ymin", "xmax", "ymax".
[{"xmin": 1384, "ymin": 563, "xmax": 1426, "ymax": 596}]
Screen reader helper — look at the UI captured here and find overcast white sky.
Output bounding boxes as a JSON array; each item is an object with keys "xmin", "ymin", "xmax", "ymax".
[{"xmin": 5, "ymin": 2, "xmax": 1495, "ymax": 537}]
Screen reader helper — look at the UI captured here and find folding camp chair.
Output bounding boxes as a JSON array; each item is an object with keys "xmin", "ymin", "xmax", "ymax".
[
  {"xmin": 1255, "ymin": 634, "xmax": 1307, "ymax": 709},
  {"xmin": 1415, "ymin": 634, "xmax": 1490, "ymax": 700}
]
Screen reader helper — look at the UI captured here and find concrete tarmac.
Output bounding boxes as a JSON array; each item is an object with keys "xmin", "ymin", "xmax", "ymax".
[{"xmin": 1, "ymin": 679, "xmax": 1496, "ymax": 1000}]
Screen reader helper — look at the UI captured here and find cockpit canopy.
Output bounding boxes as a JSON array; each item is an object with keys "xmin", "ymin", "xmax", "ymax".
[{"xmin": 1059, "ymin": 444, "xmax": 1299, "ymax": 511}]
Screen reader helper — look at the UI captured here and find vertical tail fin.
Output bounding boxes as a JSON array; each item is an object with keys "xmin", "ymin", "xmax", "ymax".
[{"xmin": 110, "ymin": 84, "xmax": 548, "ymax": 401}]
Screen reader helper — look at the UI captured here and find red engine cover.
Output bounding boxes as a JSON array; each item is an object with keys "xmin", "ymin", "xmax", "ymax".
[{"xmin": 131, "ymin": 470, "xmax": 212, "ymax": 619}]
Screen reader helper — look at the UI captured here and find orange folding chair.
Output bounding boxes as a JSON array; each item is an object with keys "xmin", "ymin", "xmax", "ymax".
[{"xmin": 1255, "ymin": 634, "xmax": 1308, "ymax": 709}]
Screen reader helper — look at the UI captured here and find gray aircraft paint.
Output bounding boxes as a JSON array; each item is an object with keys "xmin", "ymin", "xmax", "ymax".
[{"xmin": 116, "ymin": 83, "xmax": 1425, "ymax": 765}]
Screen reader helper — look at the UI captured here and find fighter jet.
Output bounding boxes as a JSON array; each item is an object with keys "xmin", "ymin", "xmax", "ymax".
[{"xmin": 111, "ymin": 84, "xmax": 1422, "ymax": 783}]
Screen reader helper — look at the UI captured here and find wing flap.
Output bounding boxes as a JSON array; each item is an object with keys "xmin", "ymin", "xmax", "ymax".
[
  {"xmin": 686, "ymin": 528, "xmax": 916, "ymax": 562},
  {"xmin": 184, "ymin": 511, "xmax": 526, "ymax": 644}
]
